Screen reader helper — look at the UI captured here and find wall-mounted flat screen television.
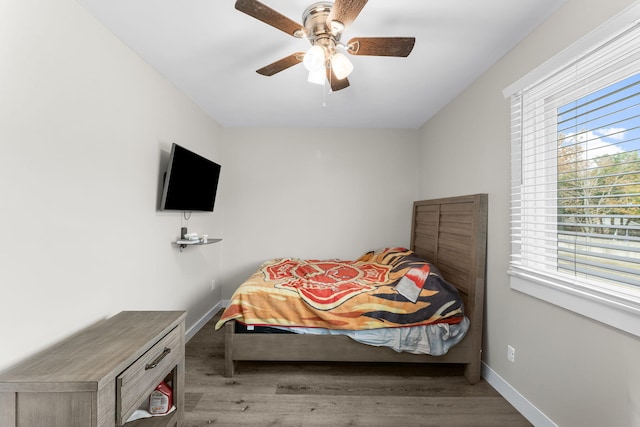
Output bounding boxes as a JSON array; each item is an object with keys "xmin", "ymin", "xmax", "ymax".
[{"xmin": 160, "ymin": 143, "xmax": 221, "ymax": 212}]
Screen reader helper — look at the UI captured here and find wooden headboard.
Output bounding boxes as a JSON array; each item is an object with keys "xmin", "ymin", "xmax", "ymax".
[{"xmin": 410, "ymin": 194, "xmax": 488, "ymax": 335}]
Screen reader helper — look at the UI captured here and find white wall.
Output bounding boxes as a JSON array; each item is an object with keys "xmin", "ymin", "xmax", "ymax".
[
  {"xmin": 0, "ymin": 0, "xmax": 223, "ymax": 371},
  {"xmin": 221, "ymin": 128, "xmax": 419, "ymax": 298},
  {"xmin": 417, "ymin": 0, "xmax": 640, "ymax": 426}
]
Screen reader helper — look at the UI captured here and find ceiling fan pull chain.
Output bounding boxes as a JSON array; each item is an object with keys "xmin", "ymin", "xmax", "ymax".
[
  {"xmin": 322, "ymin": 82, "xmax": 327, "ymax": 108},
  {"xmin": 322, "ymin": 66, "xmax": 328, "ymax": 107}
]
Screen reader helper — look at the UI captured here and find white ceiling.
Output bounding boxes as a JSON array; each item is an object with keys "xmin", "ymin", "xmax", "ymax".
[{"xmin": 76, "ymin": 0, "xmax": 565, "ymax": 129}]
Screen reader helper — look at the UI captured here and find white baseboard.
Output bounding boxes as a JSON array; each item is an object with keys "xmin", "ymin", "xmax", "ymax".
[
  {"xmin": 482, "ymin": 362, "xmax": 556, "ymax": 427},
  {"xmin": 185, "ymin": 299, "xmax": 229, "ymax": 342}
]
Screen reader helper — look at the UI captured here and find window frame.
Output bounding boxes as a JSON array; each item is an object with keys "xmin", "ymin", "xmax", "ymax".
[{"xmin": 504, "ymin": 3, "xmax": 640, "ymax": 338}]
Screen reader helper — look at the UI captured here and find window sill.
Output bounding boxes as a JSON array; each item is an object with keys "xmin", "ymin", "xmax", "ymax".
[{"xmin": 509, "ymin": 269, "xmax": 640, "ymax": 338}]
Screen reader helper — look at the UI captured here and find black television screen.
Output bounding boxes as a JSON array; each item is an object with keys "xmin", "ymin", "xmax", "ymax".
[{"xmin": 160, "ymin": 143, "xmax": 221, "ymax": 212}]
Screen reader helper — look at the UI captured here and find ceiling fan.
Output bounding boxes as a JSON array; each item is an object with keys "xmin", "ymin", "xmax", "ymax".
[{"xmin": 234, "ymin": 0, "xmax": 416, "ymax": 91}]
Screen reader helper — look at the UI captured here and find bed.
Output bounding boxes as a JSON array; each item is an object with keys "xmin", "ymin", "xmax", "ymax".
[{"xmin": 217, "ymin": 194, "xmax": 488, "ymax": 384}]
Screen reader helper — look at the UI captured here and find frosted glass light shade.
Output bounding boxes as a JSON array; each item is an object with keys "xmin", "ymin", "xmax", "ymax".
[
  {"xmin": 303, "ymin": 45, "xmax": 325, "ymax": 71},
  {"xmin": 308, "ymin": 68, "xmax": 326, "ymax": 85},
  {"xmin": 331, "ymin": 52, "xmax": 353, "ymax": 80}
]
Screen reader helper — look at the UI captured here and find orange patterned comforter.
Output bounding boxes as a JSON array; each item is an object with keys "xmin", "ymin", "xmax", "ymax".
[{"xmin": 215, "ymin": 248, "xmax": 464, "ymax": 330}]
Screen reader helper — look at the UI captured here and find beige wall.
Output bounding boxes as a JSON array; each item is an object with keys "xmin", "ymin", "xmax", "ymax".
[
  {"xmin": 220, "ymin": 127, "xmax": 420, "ymax": 298},
  {"xmin": 418, "ymin": 0, "xmax": 640, "ymax": 425},
  {"xmin": 0, "ymin": 0, "xmax": 224, "ymax": 371}
]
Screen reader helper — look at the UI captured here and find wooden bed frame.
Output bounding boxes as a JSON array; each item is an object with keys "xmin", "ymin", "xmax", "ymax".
[{"xmin": 224, "ymin": 194, "xmax": 488, "ymax": 384}]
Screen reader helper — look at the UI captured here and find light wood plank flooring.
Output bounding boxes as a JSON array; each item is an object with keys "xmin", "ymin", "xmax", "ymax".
[{"xmin": 184, "ymin": 313, "xmax": 531, "ymax": 426}]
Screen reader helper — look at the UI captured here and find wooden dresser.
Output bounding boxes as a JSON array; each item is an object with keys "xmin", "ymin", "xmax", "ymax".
[{"xmin": 0, "ymin": 311, "xmax": 186, "ymax": 427}]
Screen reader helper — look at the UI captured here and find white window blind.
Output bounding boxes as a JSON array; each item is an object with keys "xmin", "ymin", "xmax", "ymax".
[{"xmin": 510, "ymin": 24, "xmax": 640, "ymax": 310}]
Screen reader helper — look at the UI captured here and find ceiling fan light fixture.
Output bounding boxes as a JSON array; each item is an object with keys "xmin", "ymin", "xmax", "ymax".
[
  {"xmin": 303, "ymin": 45, "xmax": 325, "ymax": 71},
  {"xmin": 330, "ymin": 52, "xmax": 353, "ymax": 80},
  {"xmin": 307, "ymin": 68, "xmax": 326, "ymax": 85}
]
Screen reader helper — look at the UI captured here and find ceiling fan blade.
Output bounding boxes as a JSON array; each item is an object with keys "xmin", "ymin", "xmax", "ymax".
[
  {"xmin": 327, "ymin": 0, "xmax": 368, "ymax": 31},
  {"xmin": 256, "ymin": 53, "xmax": 304, "ymax": 76},
  {"xmin": 347, "ymin": 37, "xmax": 416, "ymax": 57},
  {"xmin": 326, "ymin": 67, "xmax": 350, "ymax": 91},
  {"xmin": 235, "ymin": 0, "xmax": 304, "ymax": 37}
]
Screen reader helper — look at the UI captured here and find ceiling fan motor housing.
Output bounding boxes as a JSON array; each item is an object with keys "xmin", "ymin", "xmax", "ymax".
[{"xmin": 302, "ymin": 2, "xmax": 341, "ymax": 55}]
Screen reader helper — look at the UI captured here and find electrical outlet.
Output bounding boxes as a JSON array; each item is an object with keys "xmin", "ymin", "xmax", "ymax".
[
  {"xmin": 211, "ymin": 279, "xmax": 216, "ymax": 291},
  {"xmin": 507, "ymin": 345, "xmax": 516, "ymax": 362}
]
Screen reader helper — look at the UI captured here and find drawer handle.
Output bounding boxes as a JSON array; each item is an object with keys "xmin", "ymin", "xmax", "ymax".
[{"xmin": 145, "ymin": 347, "xmax": 171, "ymax": 370}]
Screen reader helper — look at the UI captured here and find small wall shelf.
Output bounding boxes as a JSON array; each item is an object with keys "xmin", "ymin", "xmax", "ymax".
[{"xmin": 175, "ymin": 238, "xmax": 221, "ymax": 251}]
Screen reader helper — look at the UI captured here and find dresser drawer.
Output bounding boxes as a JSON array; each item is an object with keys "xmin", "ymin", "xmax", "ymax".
[{"xmin": 116, "ymin": 324, "xmax": 182, "ymax": 425}]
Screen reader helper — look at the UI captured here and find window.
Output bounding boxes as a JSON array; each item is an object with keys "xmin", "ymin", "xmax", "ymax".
[
  {"xmin": 506, "ymin": 9, "xmax": 640, "ymax": 337},
  {"xmin": 556, "ymin": 74, "xmax": 640, "ymax": 288}
]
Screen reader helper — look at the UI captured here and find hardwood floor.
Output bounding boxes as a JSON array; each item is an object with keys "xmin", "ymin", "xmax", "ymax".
[{"xmin": 184, "ymin": 313, "xmax": 531, "ymax": 427}]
